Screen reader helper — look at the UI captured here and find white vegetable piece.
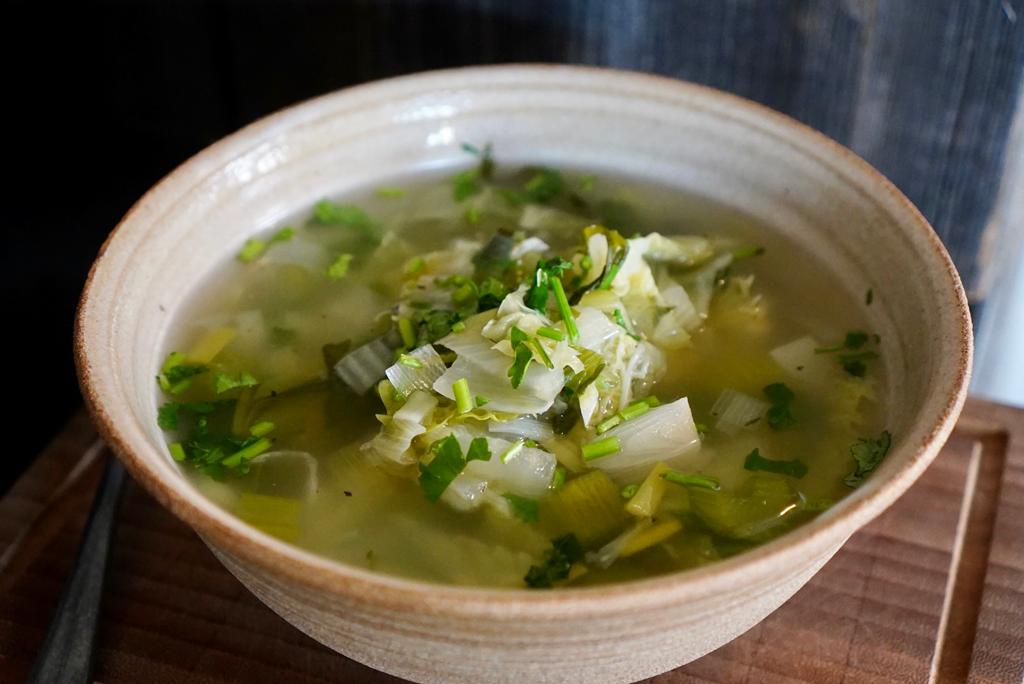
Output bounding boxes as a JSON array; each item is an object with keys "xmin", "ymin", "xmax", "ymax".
[
  {"xmin": 710, "ymin": 389, "xmax": 769, "ymax": 435},
  {"xmin": 574, "ymin": 307, "xmax": 622, "ymax": 352},
  {"xmin": 335, "ymin": 337, "xmax": 395, "ymax": 395},
  {"xmin": 510, "ymin": 236, "xmax": 551, "ymax": 259},
  {"xmin": 488, "ymin": 416, "xmax": 556, "ymax": 444},
  {"xmin": 770, "ymin": 336, "xmax": 838, "ymax": 391},
  {"xmin": 361, "ymin": 391, "xmax": 438, "ymax": 466},
  {"xmin": 588, "ymin": 397, "xmax": 703, "ymax": 484},
  {"xmin": 440, "ymin": 431, "xmax": 557, "ymax": 511},
  {"xmin": 385, "ymin": 344, "xmax": 447, "ymax": 398}
]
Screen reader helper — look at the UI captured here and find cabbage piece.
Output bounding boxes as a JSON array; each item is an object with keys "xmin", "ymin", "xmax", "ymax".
[
  {"xmin": 770, "ymin": 336, "xmax": 840, "ymax": 392},
  {"xmin": 651, "ymin": 282, "xmax": 701, "ymax": 349},
  {"xmin": 710, "ymin": 389, "xmax": 769, "ymax": 435},
  {"xmin": 680, "ymin": 252, "xmax": 734, "ymax": 317},
  {"xmin": 334, "ymin": 337, "xmax": 395, "ymax": 395},
  {"xmin": 434, "ymin": 325, "xmax": 572, "ymax": 415},
  {"xmin": 588, "ymin": 397, "xmax": 703, "ymax": 484},
  {"xmin": 574, "ymin": 307, "xmax": 622, "ymax": 353},
  {"xmin": 639, "ymin": 234, "xmax": 713, "ymax": 266},
  {"xmin": 510, "ymin": 236, "xmax": 551, "ymax": 259},
  {"xmin": 481, "ymin": 286, "xmax": 551, "ymax": 341},
  {"xmin": 361, "ymin": 390, "xmax": 438, "ymax": 466},
  {"xmin": 385, "ymin": 344, "xmax": 447, "ymax": 398},
  {"xmin": 488, "ymin": 416, "xmax": 556, "ymax": 444}
]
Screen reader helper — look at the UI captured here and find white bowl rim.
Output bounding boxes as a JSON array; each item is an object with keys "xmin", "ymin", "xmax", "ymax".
[{"xmin": 75, "ymin": 63, "xmax": 972, "ymax": 620}]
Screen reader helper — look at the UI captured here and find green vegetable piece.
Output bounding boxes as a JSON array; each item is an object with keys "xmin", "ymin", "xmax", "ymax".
[
  {"xmin": 503, "ymin": 494, "xmax": 539, "ymax": 523},
  {"xmin": 326, "ymin": 253, "xmax": 354, "ymax": 280},
  {"xmin": 453, "ymin": 378, "xmax": 473, "ymax": 414},
  {"xmin": 743, "ymin": 448, "xmax": 808, "ymax": 479},
  {"xmin": 249, "ymin": 421, "xmax": 275, "ymax": 438},
  {"xmin": 689, "ymin": 474, "xmax": 801, "ymax": 541},
  {"xmin": 227, "ymin": 437, "xmax": 273, "ymax": 464},
  {"xmin": 213, "ymin": 372, "xmax": 259, "ymax": 394},
  {"xmin": 524, "ymin": 533, "xmax": 583, "ymax": 588},
  {"xmin": 536, "ymin": 326, "xmax": 564, "ymax": 341},
  {"xmin": 398, "ymin": 318, "xmax": 417, "ymax": 348},
  {"xmin": 500, "ymin": 440, "xmax": 526, "ymax": 463},
  {"xmin": 237, "ymin": 238, "xmax": 267, "ymax": 263},
  {"xmin": 452, "ymin": 168, "xmax": 481, "ymax": 201},
  {"xmin": 398, "ymin": 353, "xmax": 423, "ymax": 369},
  {"xmin": 540, "ymin": 470, "xmax": 629, "ymax": 545},
  {"xmin": 661, "ymin": 470, "xmax": 720, "ymax": 490},
  {"xmin": 620, "ymin": 483, "xmax": 640, "ymax": 499},
  {"xmin": 595, "ymin": 415, "xmax": 622, "ymax": 434},
  {"xmin": 551, "ymin": 465, "xmax": 567, "ymax": 490},
  {"xmin": 168, "ymin": 442, "xmax": 186, "ymax": 462},
  {"xmin": 844, "ymin": 430, "xmax": 892, "ymax": 487},
  {"xmin": 618, "ymin": 398, "xmax": 652, "ymax": 421},
  {"xmin": 522, "ymin": 168, "xmax": 563, "ymax": 203},
  {"xmin": 466, "ymin": 437, "xmax": 492, "ymax": 462},
  {"xmin": 582, "ymin": 436, "xmax": 620, "ymax": 461},
  {"xmin": 474, "ymin": 395, "xmax": 489, "ymax": 407},
  {"xmin": 550, "ymin": 277, "xmax": 578, "ymax": 343},
  {"xmin": 507, "ymin": 342, "xmax": 533, "ymax": 389},
  {"xmin": 762, "ymin": 382, "xmax": 796, "ymax": 430},
  {"xmin": 404, "ymin": 256, "xmax": 425, "ymax": 276},
  {"xmin": 613, "ymin": 308, "xmax": 641, "ymax": 340},
  {"xmin": 419, "ymin": 435, "xmax": 467, "ymax": 502}
]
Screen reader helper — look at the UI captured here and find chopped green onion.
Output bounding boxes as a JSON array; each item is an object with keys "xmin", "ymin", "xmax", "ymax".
[
  {"xmin": 475, "ymin": 395, "xmax": 489, "ymax": 407},
  {"xmin": 549, "ymin": 278, "xmax": 578, "ymax": 343},
  {"xmin": 228, "ymin": 437, "xmax": 273, "ymax": 464},
  {"xmin": 582, "ymin": 436, "xmax": 620, "ymax": 461},
  {"xmin": 620, "ymin": 483, "xmax": 640, "ymax": 499},
  {"xmin": 551, "ymin": 465, "xmax": 567, "ymax": 490},
  {"xmin": 644, "ymin": 396, "xmax": 661, "ymax": 408},
  {"xmin": 613, "ymin": 308, "xmax": 640, "ymax": 340},
  {"xmin": 398, "ymin": 353, "xmax": 423, "ymax": 369},
  {"xmin": 326, "ymin": 253, "xmax": 354, "ymax": 280},
  {"xmin": 249, "ymin": 421, "xmax": 276, "ymax": 438},
  {"xmin": 530, "ymin": 338, "xmax": 554, "ymax": 369},
  {"xmin": 501, "ymin": 440, "xmax": 526, "ymax": 463},
  {"xmin": 451, "ymin": 320, "xmax": 466, "ymax": 333},
  {"xmin": 168, "ymin": 442, "xmax": 186, "ymax": 462},
  {"xmin": 403, "ymin": 256, "xmax": 424, "ymax": 276},
  {"xmin": 536, "ymin": 326, "xmax": 565, "ymax": 341},
  {"xmin": 453, "ymin": 378, "xmax": 473, "ymax": 414},
  {"xmin": 618, "ymin": 398, "xmax": 652, "ymax": 421},
  {"xmin": 661, "ymin": 470, "xmax": 720, "ymax": 490},
  {"xmin": 237, "ymin": 238, "xmax": 267, "ymax": 263},
  {"xmin": 398, "ymin": 318, "xmax": 417, "ymax": 348},
  {"xmin": 596, "ymin": 415, "xmax": 622, "ymax": 434}
]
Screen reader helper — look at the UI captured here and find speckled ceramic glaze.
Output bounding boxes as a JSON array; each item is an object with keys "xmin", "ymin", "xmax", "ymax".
[{"xmin": 75, "ymin": 66, "xmax": 971, "ymax": 684}]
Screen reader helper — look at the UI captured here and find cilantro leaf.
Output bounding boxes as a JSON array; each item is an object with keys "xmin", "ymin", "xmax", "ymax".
[
  {"xmin": 522, "ymin": 168, "xmax": 563, "ymax": 203},
  {"xmin": 762, "ymin": 383, "xmax": 796, "ymax": 430},
  {"xmin": 743, "ymin": 448, "xmax": 808, "ymax": 479},
  {"xmin": 507, "ymin": 342, "xmax": 533, "ymax": 389},
  {"xmin": 466, "ymin": 437, "xmax": 492, "ymax": 462},
  {"xmin": 213, "ymin": 372, "xmax": 259, "ymax": 394},
  {"xmin": 503, "ymin": 494, "xmax": 539, "ymax": 523},
  {"xmin": 524, "ymin": 534, "xmax": 584, "ymax": 588},
  {"xmin": 419, "ymin": 435, "xmax": 468, "ymax": 501},
  {"xmin": 844, "ymin": 430, "xmax": 892, "ymax": 487},
  {"xmin": 164, "ymin": 363, "xmax": 206, "ymax": 384}
]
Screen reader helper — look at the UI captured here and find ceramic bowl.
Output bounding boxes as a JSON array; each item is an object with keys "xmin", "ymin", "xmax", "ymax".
[{"xmin": 75, "ymin": 65, "xmax": 971, "ymax": 683}]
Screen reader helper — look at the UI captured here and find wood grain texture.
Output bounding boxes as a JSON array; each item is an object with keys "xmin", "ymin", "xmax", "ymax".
[{"xmin": 0, "ymin": 398, "xmax": 1021, "ymax": 683}]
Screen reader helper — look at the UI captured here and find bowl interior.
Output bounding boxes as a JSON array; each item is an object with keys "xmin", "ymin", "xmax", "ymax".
[{"xmin": 77, "ymin": 65, "xmax": 970, "ymax": 607}]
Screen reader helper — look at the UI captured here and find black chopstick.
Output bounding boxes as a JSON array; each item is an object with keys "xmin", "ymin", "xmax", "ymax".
[{"xmin": 27, "ymin": 456, "xmax": 127, "ymax": 684}]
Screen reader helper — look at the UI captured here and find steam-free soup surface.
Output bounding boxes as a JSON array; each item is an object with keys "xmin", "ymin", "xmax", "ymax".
[{"xmin": 156, "ymin": 151, "xmax": 890, "ymax": 588}]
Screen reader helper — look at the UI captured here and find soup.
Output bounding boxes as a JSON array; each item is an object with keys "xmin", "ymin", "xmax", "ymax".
[{"xmin": 155, "ymin": 146, "xmax": 890, "ymax": 588}]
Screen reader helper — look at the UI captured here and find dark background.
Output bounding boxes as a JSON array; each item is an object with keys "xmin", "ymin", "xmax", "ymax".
[{"xmin": 4, "ymin": 0, "xmax": 1023, "ymax": 493}]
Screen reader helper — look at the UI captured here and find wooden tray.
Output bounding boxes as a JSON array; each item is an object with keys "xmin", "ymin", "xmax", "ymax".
[{"xmin": 1, "ymin": 398, "xmax": 1021, "ymax": 683}]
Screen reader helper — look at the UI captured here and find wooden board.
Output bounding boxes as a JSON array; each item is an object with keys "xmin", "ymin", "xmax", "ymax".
[{"xmin": 1, "ymin": 398, "xmax": 1021, "ymax": 683}]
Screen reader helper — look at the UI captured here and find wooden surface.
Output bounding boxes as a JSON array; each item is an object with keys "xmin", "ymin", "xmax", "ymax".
[{"xmin": 0, "ymin": 398, "xmax": 1021, "ymax": 683}]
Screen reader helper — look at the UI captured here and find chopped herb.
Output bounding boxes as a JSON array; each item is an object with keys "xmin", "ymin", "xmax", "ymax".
[
  {"xmin": 476, "ymin": 277, "xmax": 508, "ymax": 311},
  {"xmin": 451, "ymin": 320, "xmax": 467, "ymax": 333},
  {"xmin": 762, "ymin": 382, "xmax": 796, "ymax": 430},
  {"xmin": 326, "ymin": 253, "xmax": 354, "ymax": 280},
  {"xmin": 732, "ymin": 244, "xmax": 765, "ymax": 260},
  {"xmin": 466, "ymin": 437, "xmax": 492, "ymax": 462},
  {"xmin": 550, "ymin": 277, "xmax": 579, "ymax": 343},
  {"xmin": 838, "ymin": 351, "xmax": 878, "ymax": 377},
  {"xmin": 619, "ymin": 398, "xmax": 653, "ymax": 421},
  {"xmin": 536, "ymin": 326, "xmax": 564, "ymax": 341},
  {"xmin": 529, "ymin": 338, "xmax": 554, "ymax": 369},
  {"xmin": 507, "ymin": 336, "xmax": 534, "ymax": 389},
  {"xmin": 474, "ymin": 395, "xmax": 489, "ymax": 407},
  {"xmin": 237, "ymin": 239, "xmax": 266, "ymax": 263},
  {"xmin": 503, "ymin": 494, "xmax": 539, "ymax": 523},
  {"xmin": 213, "ymin": 372, "xmax": 259, "ymax": 394},
  {"xmin": 524, "ymin": 534, "xmax": 584, "ymax": 588},
  {"xmin": 620, "ymin": 483, "xmax": 640, "ymax": 499},
  {"xmin": 661, "ymin": 470, "xmax": 720, "ymax": 490},
  {"xmin": 501, "ymin": 440, "xmax": 526, "ymax": 463},
  {"xmin": 523, "ymin": 168, "xmax": 563, "ymax": 203},
  {"xmin": 844, "ymin": 430, "xmax": 892, "ymax": 487},
  {"xmin": 453, "ymin": 377, "xmax": 473, "ymax": 414},
  {"xmin": 375, "ymin": 187, "xmax": 404, "ymax": 198},
  {"xmin": 403, "ymin": 256, "xmax": 424, "ymax": 276},
  {"xmin": 398, "ymin": 318, "xmax": 417, "ymax": 348},
  {"xmin": 398, "ymin": 353, "xmax": 423, "ymax": 369},
  {"xmin": 310, "ymin": 201, "xmax": 380, "ymax": 244},
  {"xmin": 249, "ymin": 421, "xmax": 275, "ymax": 438},
  {"xmin": 525, "ymin": 258, "xmax": 572, "ymax": 312},
  {"xmin": 168, "ymin": 442, "xmax": 186, "ymax": 462},
  {"xmin": 551, "ymin": 466, "xmax": 567, "ymax": 490},
  {"xmin": 743, "ymin": 448, "xmax": 808, "ymax": 478},
  {"xmin": 582, "ymin": 436, "xmax": 620, "ymax": 461},
  {"xmin": 419, "ymin": 435, "xmax": 468, "ymax": 501},
  {"xmin": 612, "ymin": 308, "xmax": 640, "ymax": 340},
  {"xmin": 596, "ymin": 415, "xmax": 622, "ymax": 434},
  {"xmin": 269, "ymin": 326, "xmax": 297, "ymax": 347}
]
